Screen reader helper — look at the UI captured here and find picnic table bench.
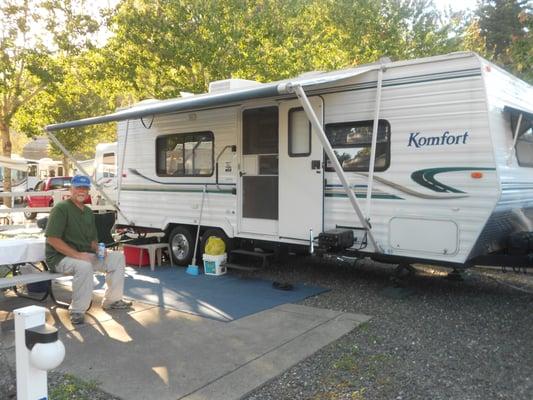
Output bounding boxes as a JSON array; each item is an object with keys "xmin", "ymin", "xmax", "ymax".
[{"xmin": 0, "ymin": 237, "xmax": 65, "ymax": 305}]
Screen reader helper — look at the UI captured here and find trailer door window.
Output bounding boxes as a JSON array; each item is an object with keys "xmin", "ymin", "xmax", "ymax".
[
  {"xmin": 156, "ymin": 131, "xmax": 213, "ymax": 177},
  {"xmin": 102, "ymin": 152, "xmax": 116, "ymax": 177},
  {"xmin": 243, "ymin": 107, "xmax": 278, "ymax": 155},
  {"xmin": 28, "ymin": 164, "xmax": 37, "ymax": 177},
  {"xmin": 325, "ymin": 120, "xmax": 390, "ymax": 172},
  {"xmin": 289, "ymin": 108, "xmax": 311, "ymax": 157},
  {"xmin": 512, "ymin": 113, "xmax": 533, "ymax": 167}
]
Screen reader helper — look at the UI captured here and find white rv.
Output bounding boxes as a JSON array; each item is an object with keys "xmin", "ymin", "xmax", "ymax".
[
  {"xmin": 0, "ymin": 155, "xmax": 30, "ymax": 194},
  {"xmin": 88, "ymin": 142, "xmax": 118, "ymax": 205},
  {"xmin": 0, "ymin": 156, "xmax": 65, "ymax": 195},
  {"xmin": 46, "ymin": 52, "xmax": 533, "ymax": 269}
]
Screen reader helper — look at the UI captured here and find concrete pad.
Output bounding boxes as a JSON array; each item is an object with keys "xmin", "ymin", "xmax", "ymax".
[
  {"xmin": 1, "ymin": 289, "xmax": 371, "ymax": 400},
  {"xmin": 53, "ymin": 304, "xmax": 370, "ymax": 400}
]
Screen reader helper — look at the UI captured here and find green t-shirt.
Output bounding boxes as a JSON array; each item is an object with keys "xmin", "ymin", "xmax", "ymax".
[{"xmin": 45, "ymin": 200, "xmax": 98, "ymax": 271}]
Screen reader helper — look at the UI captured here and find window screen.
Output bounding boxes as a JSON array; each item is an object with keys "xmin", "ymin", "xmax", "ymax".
[
  {"xmin": 156, "ymin": 132, "xmax": 214, "ymax": 176},
  {"xmin": 512, "ymin": 113, "xmax": 533, "ymax": 167},
  {"xmin": 289, "ymin": 108, "xmax": 311, "ymax": 157},
  {"xmin": 242, "ymin": 176, "xmax": 278, "ymax": 219},
  {"xmin": 325, "ymin": 120, "xmax": 391, "ymax": 172},
  {"xmin": 243, "ymin": 107, "xmax": 278, "ymax": 155}
]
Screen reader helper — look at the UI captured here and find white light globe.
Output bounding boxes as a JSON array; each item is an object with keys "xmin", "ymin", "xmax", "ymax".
[{"xmin": 30, "ymin": 340, "xmax": 65, "ymax": 371}]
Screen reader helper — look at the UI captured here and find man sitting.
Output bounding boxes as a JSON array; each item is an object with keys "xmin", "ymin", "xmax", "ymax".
[{"xmin": 45, "ymin": 175, "xmax": 132, "ymax": 325}]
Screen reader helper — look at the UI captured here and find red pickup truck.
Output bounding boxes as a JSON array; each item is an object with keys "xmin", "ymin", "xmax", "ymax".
[{"xmin": 24, "ymin": 176, "xmax": 91, "ymax": 220}]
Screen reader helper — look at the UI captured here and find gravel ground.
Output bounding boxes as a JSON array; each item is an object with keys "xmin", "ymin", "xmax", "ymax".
[
  {"xmin": 1, "ymin": 257, "xmax": 532, "ymax": 399},
  {"xmin": 242, "ymin": 257, "xmax": 533, "ymax": 400}
]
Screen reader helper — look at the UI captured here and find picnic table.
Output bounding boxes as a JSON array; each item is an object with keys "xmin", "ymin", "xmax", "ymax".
[{"xmin": 0, "ymin": 237, "xmax": 63, "ymax": 304}]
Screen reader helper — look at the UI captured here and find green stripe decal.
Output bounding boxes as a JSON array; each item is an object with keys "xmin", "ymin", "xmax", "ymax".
[
  {"xmin": 411, "ymin": 167, "xmax": 495, "ymax": 193},
  {"xmin": 121, "ymin": 186, "xmax": 234, "ymax": 194},
  {"xmin": 325, "ymin": 193, "xmax": 403, "ymax": 200}
]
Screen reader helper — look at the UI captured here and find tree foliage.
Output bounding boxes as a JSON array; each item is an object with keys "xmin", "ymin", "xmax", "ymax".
[
  {"xmin": 104, "ymin": 0, "xmax": 463, "ymax": 98},
  {"xmin": 1, "ymin": 0, "xmax": 531, "ymax": 200},
  {"xmin": 475, "ymin": 0, "xmax": 532, "ymax": 82}
]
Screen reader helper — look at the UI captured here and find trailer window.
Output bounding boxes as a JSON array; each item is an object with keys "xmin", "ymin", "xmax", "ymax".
[
  {"xmin": 28, "ymin": 164, "xmax": 37, "ymax": 177},
  {"xmin": 325, "ymin": 120, "xmax": 390, "ymax": 172},
  {"xmin": 156, "ymin": 131, "xmax": 214, "ymax": 177},
  {"xmin": 102, "ymin": 152, "xmax": 116, "ymax": 177},
  {"xmin": 512, "ymin": 113, "xmax": 533, "ymax": 167}
]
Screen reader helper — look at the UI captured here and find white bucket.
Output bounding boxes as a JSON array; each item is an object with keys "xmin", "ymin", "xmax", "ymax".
[{"xmin": 203, "ymin": 253, "xmax": 227, "ymax": 276}]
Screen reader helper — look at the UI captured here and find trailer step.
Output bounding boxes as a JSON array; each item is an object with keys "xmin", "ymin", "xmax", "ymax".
[
  {"xmin": 229, "ymin": 249, "xmax": 274, "ymax": 267},
  {"xmin": 224, "ymin": 263, "xmax": 261, "ymax": 272}
]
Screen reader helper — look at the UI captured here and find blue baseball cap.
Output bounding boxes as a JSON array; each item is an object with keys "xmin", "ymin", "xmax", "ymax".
[{"xmin": 71, "ymin": 175, "xmax": 91, "ymax": 188}]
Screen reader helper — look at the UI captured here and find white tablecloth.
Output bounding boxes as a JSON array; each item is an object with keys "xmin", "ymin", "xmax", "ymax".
[{"xmin": 0, "ymin": 237, "xmax": 46, "ymax": 265}]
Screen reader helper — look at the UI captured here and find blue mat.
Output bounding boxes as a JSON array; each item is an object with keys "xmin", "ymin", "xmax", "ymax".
[{"xmin": 94, "ymin": 267, "xmax": 327, "ymax": 322}]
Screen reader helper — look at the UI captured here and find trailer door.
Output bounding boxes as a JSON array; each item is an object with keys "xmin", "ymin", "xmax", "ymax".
[
  {"xmin": 279, "ymin": 97, "xmax": 324, "ymax": 240},
  {"xmin": 239, "ymin": 105, "xmax": 280, "ymax": 236}
]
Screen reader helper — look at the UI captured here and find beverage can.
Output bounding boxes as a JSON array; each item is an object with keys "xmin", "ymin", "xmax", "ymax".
[{"xmin": 97, "ymin": 242, "xmax": 106, "ymax": 260}]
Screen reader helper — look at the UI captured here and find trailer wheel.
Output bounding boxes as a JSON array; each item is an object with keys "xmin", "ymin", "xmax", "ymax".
[
  {"xmin": 169, "ymin": 226, "xmax": 194, "ymax": 266},
  {"xmin": 200, "ymin": 228, "xmax": 233, "ymax": 255}
]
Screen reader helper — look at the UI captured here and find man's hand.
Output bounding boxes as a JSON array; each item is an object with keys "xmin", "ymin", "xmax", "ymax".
[{"xmin": 77, "ymin": 252, "xmax": 95, "ymax": 263}]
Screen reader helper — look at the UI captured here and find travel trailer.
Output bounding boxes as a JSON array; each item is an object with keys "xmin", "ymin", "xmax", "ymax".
[
  {"xmin": 0, "ymin": 155, "xmax": 30, "ymax": 195},
  {"xmin": 45, "ymin": 52, "xmax": 533, "ymax": 270},
  {"xmin": 71, "ymin": 142, "xmax": 118, "ymax": 205},
  {"xmin": 0, "ymin": 156, "xmax": 65, "ymax": 195},
  {"xmin": 90, "ymin": 142, "xmax": 118, "ymax": 205}
]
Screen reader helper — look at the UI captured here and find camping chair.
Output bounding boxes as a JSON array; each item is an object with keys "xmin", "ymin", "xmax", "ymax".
[{"xmin": 94, "ymin": 212, "xmax": 118, "ymax": 249}]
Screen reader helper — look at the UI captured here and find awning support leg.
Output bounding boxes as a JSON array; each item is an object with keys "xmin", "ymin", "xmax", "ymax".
[
  {"xmin": 291, "ymin": 84, "xmax": 381, "ymax": 252},
  {"xmin": 45, "ymin": 130, "xmax": 133, "ymax": 225}
]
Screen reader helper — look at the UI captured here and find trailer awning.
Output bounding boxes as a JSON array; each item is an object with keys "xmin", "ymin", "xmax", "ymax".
[
  {"xmin": 0, "ymin": 156, "xmax": 28, "ymax": 171},
  {"xmin": 45, "ymin": 65, "xmax": 378, "ymax": 132},
  {"xmin": 504, "ymin": 105, "xmax": 533, "ymax": 121}
]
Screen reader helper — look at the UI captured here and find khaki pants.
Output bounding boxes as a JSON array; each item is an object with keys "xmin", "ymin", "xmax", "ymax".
[{"xmin": 55, "ymin": 251, "xmax": 126, "ymax": 313}]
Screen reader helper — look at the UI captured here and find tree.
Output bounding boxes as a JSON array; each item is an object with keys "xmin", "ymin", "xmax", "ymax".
[
  {"xmin": 1, "ymin": 0, "xmax": 106, "ymax": 198},
  {"xmin": 475, "ymin": 0, "xmax": 532, "ymax": 82},
  {"xmin": 0, "ymin": 0, "xmax": 58, "ymax": 203},
  {"xmin": 14, "ymin": 51, "xmax": 118, "ymax": 169},
  {"xmin": 104, "ymin": 0, "xmax": 463, "ymax": 101}
]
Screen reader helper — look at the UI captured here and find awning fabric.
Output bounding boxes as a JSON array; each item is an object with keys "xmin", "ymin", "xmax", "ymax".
[
  {"xmin": 0, "ymin": 155, "xmax": 28, "ymax": 171},
  {"xmin": 45, "ymin": 65, "xmax": 378, "ymax": 132},
  {"xmin": 504, "ymin": 105, "xmax": 533, "ymax": 121}
]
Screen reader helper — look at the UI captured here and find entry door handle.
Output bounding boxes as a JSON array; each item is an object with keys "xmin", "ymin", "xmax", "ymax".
[
  {"xmin": 239, "ymin": 171, "xmax": 247, "ymax": 177},
  {"xmin": 311, "ymin": 160, "xmax": 321, "ymax": 170}
]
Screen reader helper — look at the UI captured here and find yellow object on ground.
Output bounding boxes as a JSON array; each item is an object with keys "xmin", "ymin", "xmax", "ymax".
[{"xmin": 205, "ymin": 237, "xmax": 225, "ymax": 255}]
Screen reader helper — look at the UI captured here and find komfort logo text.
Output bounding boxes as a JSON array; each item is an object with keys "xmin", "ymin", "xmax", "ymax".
[{"xmin": 408, "ymin": 131, "xmax": 469, "ymax": 148}]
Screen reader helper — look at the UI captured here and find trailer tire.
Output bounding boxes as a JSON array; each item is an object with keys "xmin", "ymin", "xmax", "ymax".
[
  {"xmin": 200, "ymin": 229, "xmax": 233, "ymax": 256},
  {"xmin": 169, "ymin": 226, "xmax": 195, "ymax": 266}
]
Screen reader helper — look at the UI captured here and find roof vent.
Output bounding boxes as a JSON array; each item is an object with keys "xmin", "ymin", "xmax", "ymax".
[{"xmin": 208, "ymin": 79, "xmax": 262, "ymax": 94}]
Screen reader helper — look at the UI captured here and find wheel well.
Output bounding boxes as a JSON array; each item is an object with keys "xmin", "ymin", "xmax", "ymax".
[
  {"xmin": 164, "ymin": 224, "xmax": 230, "ymax": 242},
  {"xmin": 164, "ymin": 224, "xmax": 196, "ymax": 241}
]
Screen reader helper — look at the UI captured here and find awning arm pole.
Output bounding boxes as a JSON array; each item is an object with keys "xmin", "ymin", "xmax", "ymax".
[
  {"xmin": 45, "ymin": 130, "xmax": 133, "ymax": 225},
  {"xmin": 116, "ymin": 120, "xmax": 130, "ymax": 206},
  {"xmin": 291, "ymin": 84, "xmax": 381, "ymax": 252},
  {"xmin": 508, "ymin": 112, "xmax": 523, "ymax": 165},
  {"xmin": 366, "ymin": 66, "xmax": 384, "ymax": 217}
]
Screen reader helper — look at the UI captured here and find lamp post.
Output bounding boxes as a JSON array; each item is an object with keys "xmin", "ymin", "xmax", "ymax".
[{"xmin": 14, "ymin": 305, "xmax": 65, "ymax": 400}]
